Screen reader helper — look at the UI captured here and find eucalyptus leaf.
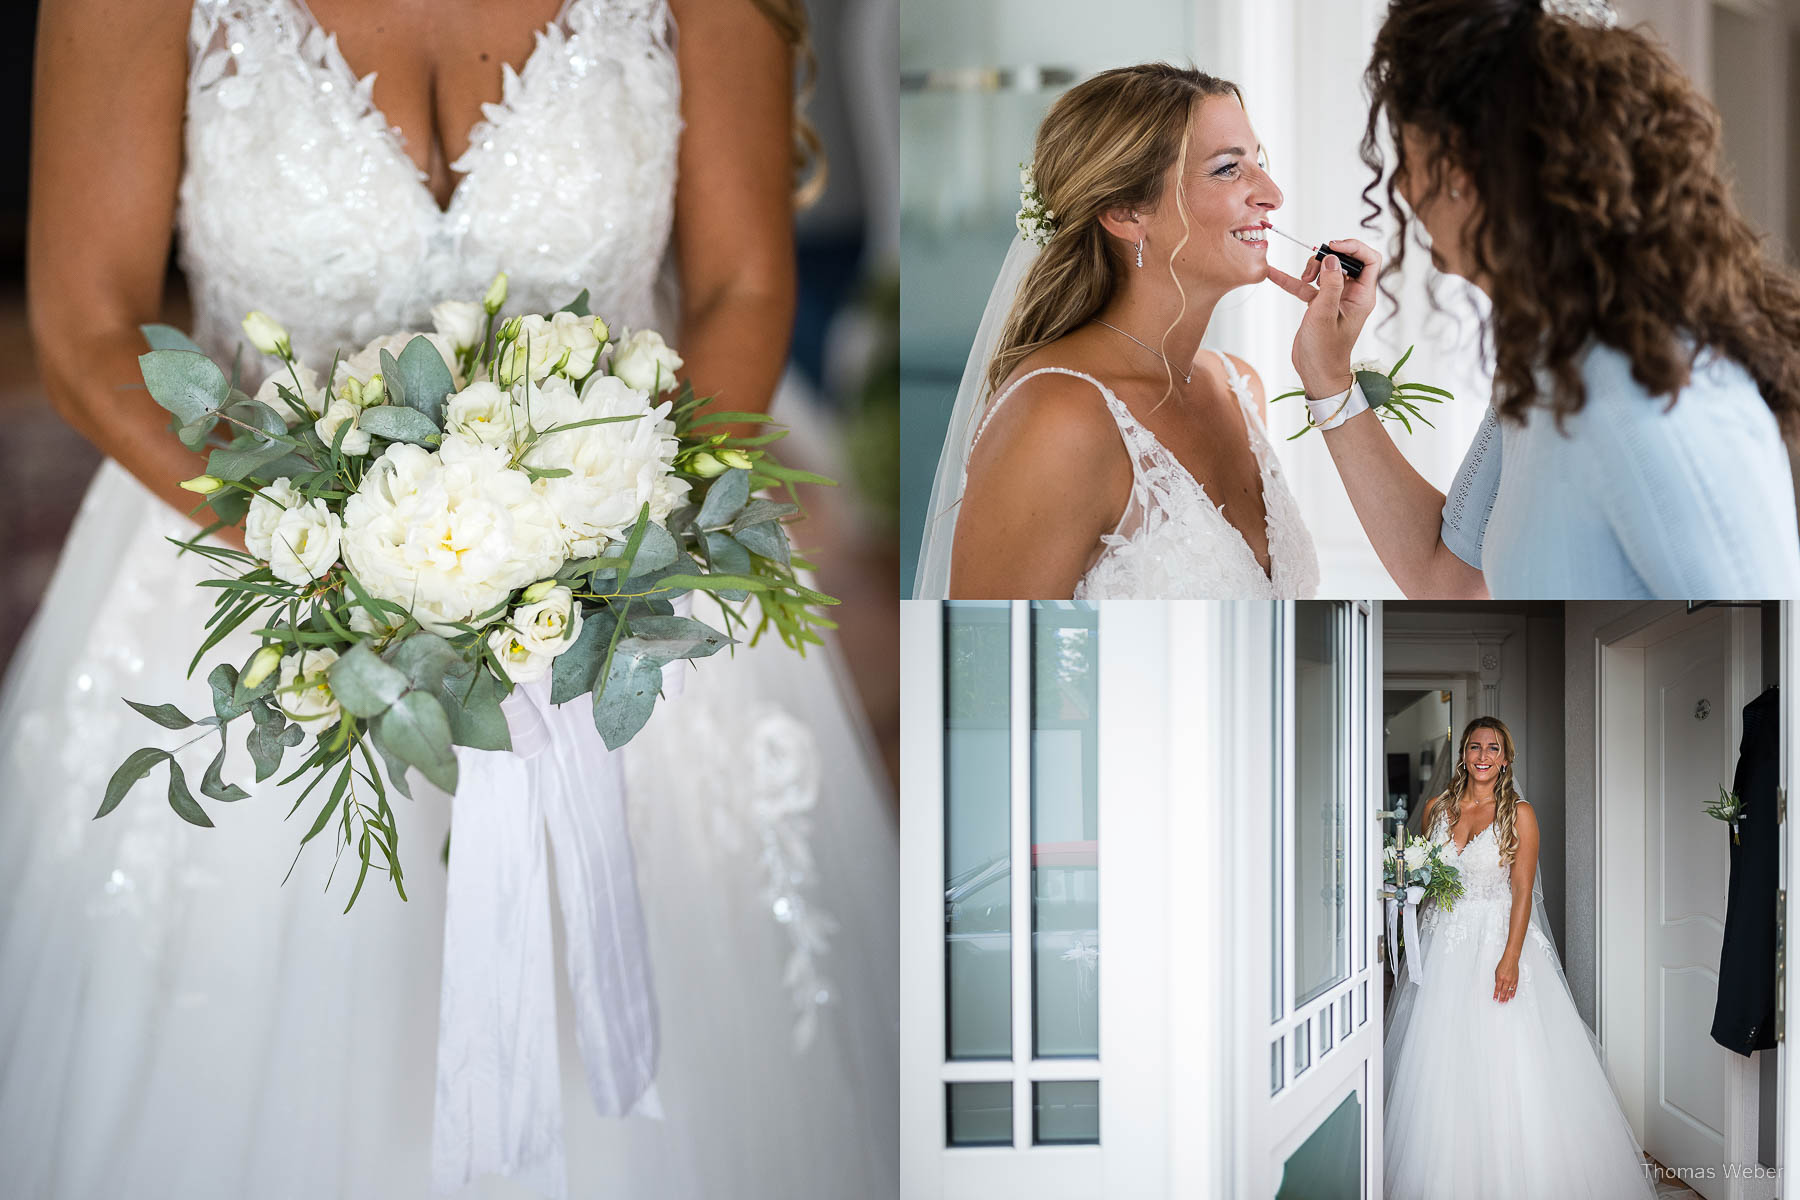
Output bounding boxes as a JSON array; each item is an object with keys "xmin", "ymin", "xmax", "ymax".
[
  {"xmin": 208, "ymin": 440, "xmax": 293, "ymax": 482},
  {"xmin": 444, "ymin": 667, "xmax": 511, "ymax": 751},
  {"xmin": 592, "ymin": 654, "xmax": 662, "ymax": 751},
  {"xmin": 224, "ymin": 398, "xmax": 290, "ymax": 440},
  {"xmin": 549, "ymin": 608, "xmax": 619, "ymax": 704},
  {"xmin": 374, "ymin": 737, "xmax": 414, "ymax": 800},
  {"xmin": 206, "ymin": 488, "xmax": 252, "ymax": 527},
  {"xmin": 200, "ymin": 741, "xmax": 250, "ymax": 803},
  {"xmin": 357, "ymin": 404, "xmax": 441, "ymax": 446},
  {"xmin": 559, "ymin": 289, "xmax": 592, "ymax": 317},
  {"xmin": 375, "ymin": 691, "xmax": 458, "ymax": 793},
  {"xmin": 614, "ymin": 614, "xmax": 730, "ymax": 667},
  {"xmin": 387, "ymin": 632, "xmax": 464, "ymax": 693},
  {"xmin": 126, "ymin": 700, "xmax": 195, "ymax": 730},
  {"xmin": 694, "ymin": 468, "xmax": 750, "ymax": 529},
  {"xmin": 621, "ymin": 522, "xmax": 678, "ymax": 580},
  {"xmin": 209, "ymin": 663, "xmax": 253, "ymax": 721},
  {"xmin": 98, "ymin": 747, "xmax": 170, "ymax": 819},
  {"xmin": 1353, "ymin": 370, "xmax": 1395, "ymax": 409},
  {"xmin": 141, "ymin": 324, "xmax": 205, "ymax": 354},
  {"xmin": 728, "ymin": 499, "xmax": 799, "ymax": 534},
  {"xmin": 327, "ymin": 643, "xmax": 411, "ymax": 719},
  {"xmin": 387, "ymin": 337, "xmax": 457, "ymax": 424},
  {"xmin": 140, "ymin": 349, "xmax": 228, "ymax": 426},
  {"xmin": 732, "ymin": 520, "xmax": 789, "ymax": 565},
  {"xmin": 166, "ymin": 760, "xmax": 214, "ymax": 828},
  {"xmin": 177, "ymin": 415, "xmax": 216, "ymax": 451},
  {"xmin": 702, "ymin": 531, "xmax": 752, "ymax": 600}
]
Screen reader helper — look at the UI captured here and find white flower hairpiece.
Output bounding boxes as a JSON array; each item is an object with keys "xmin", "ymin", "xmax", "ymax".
[
  {"xmin": 1541, "ymin": 0, "xmax": 1618, "ymax": 29},
  {"xmin": 1016, "ymin": 164, "xmax": 1057, "ymax": 249}
]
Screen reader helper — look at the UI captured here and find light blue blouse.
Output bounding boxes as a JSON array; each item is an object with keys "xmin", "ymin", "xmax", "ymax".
[{"xmin": 1439, "ymin": 343, "xmax": 1800, "ymax": 598}]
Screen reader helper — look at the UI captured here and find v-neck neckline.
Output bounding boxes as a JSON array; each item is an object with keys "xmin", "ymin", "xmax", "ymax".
[
  {"xmin": 283, "ymin": 0, "xmax": 580, "ymax": 216},
  {"xmin": 1449, "ymin": 817, "xmax": 1495, "ymax": 856},
  {"xmin": 1109, "ymin": 372, "xmax": 1278, "ymax": 587}
]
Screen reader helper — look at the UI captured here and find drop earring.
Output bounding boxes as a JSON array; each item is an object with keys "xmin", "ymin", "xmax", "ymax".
[{"xmin": 1136, "ymin": 240, "xmax": 1144, "ymax": 269}]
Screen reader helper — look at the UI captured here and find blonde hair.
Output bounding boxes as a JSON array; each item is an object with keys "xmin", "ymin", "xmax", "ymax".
[
  {"xmin": 748, "ymin": 0, "xmax": 826, "ymax": 208},
  {"xmin": 1436, "ymin": 717, "xmax": 1524, "ymax": 867},
  {"xmin": 984, "ymin": 63, "xmax": 1243, "ymax": 398}
]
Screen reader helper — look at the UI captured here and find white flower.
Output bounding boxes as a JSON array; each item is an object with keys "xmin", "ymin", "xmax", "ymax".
[
  {"xmin": 517, "ymin": 374, "xmax": 691, "ymax": 556},
  {"xmin": 487, "ymin": 625, "xmax": 552, "ymax": 685},
  {"xmin": 444, "ymin": 381, "xmax": 523, "ymax": 448},
  {"xmin": 548, "ymin": 310, "xmax": 603, "ymax": 380},
  {"xmin": 254, "ymin": 363, "xmax": 325, "ymax": 429},
  {"xmin": 609, "ymin": 328, "xmax": 683, "ymax": 394},
  {"xmin": 1402, "ymin": 841, "xmax": 1429, "ymax": 872},
  {"xmin": 483, "ymin": 272, "xmax": 509, "ymax": 314},
  {"xmin": 267, "ymin": 496, "xmax": 342, "ymax": 586},
  {"xmin": 278, "ymin": 647, "xmax": 341, "ymax": 726},
  {"xmin": 495, "ymin": 314, "xmax": 557, "ymax": 387},
  {"xmin": 242, "ymin": 310, "xmax": 289, "ymax": 357},
  {"xmin": 339, "ymin": 436, "xmax": 564, "ymax": 635},
  {"xmin": 314, "ymin": 396, "xmax": 372, "ymax": 456},
  {"xmin": 508, "ymin": 584, "xmax": 583, "ymax": 656},
  {"xmin": 334, "ymin": 330, "xmax": 463, "ymax": 391},
  {"xmin": 431, "ymin": 300, "xmax": 486, "ymax": 353},
  {"xmin": 245, "ymin": 478, "xmax": 302, "ymax": 561}
]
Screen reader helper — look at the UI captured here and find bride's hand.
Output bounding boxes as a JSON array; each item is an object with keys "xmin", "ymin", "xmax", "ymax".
[
  {"xmin": 1493, "ymin": 954, "xmax": 1520, "ymax": 1004},
  {"xmin": 1265, "ymin": 237, "xmax": 1383, "ymax": 400}
]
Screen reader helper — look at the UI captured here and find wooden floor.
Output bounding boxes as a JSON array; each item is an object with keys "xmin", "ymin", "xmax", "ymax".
[{"xmin": 0, "ymin": 284, "xmax": 899, "ymax": 791}]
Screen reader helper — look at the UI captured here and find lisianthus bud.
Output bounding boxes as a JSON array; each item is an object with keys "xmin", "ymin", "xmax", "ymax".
[
  {"xmin": 179, "ymin": 474, "xmax": 223, "ymax": 494},
  {"xmin": 242, "ymin": 311, "xmax": 290, "ymax": 358},
  {"xmin": 520, "ymin": 578, "xmax": 558, "ymax": 604},
  {"xmin": 242, "ymin": 645, "xmax": 283, "ymax": 689},
  {"xmin": 360, "ymin": 374, "xmax": 385, "ymax": 406},
  {"xmin": 715, "ymin": 449, "xmax": 754, "ymax": 471},
  {"xmin": 689, "ymin": 451, "xmax": 727, "ymax": 478},
  {"xmin": 592, "ymin": 316, "xmax": 610, "ymax": 344},
  {"xmin": 483, "ymin": 272, "xmax": 509, "ymax": 314},
  {"xmin": 499, "ymin": 315, "xmax": 523, "ymax": 341}
]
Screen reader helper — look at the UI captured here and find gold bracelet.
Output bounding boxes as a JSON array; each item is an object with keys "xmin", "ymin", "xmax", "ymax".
[{"xmin": 1304, "ymin": 384, "xmax": 1357, "ymax": 430}]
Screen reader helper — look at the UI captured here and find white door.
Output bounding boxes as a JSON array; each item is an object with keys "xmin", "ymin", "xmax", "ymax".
[{"xmin": 1641, "ymin": 608, "xmax": 1759, "ymax": 1197}]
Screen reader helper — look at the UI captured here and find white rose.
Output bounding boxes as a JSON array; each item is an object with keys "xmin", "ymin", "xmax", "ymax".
[
  {"xmin": 487, "ymin": 624, "xmax": 552, "ymax": 685},
  {"xmin": 278, "ymin": 647, "xmax": 341, "ymax": 726},
  {"xmin": 444, "ymin": 381, "xmax": 523, "ymax": 448},
  {"xmin": 254, "ymin": 364, "xmax": 325, "ymax": 429},
  {"xmin": 608, "ymin": 328, "xmax": 683, "ymax": 394},
  {"xmin": 266, "ymin": 495, "xmax": 343, "ymax": 586},
  {"xmin": 431, "ymin": 300, "xmax": 486, "ymax": 352},
  {"xmin": 339, "ymin": 437, "xmax": 564, "ymax": 634},
  {"xmin": 508, "ymin": 584, "xmax": 583, "ymax": 656},
  {"xmin": 1402, "ymin": 841, "xmax": 1429, "ymax": 872},
  {"xmin": 314, "ymin": 396, "xmax": 372, "ymax": 456},
  {"xmin": 548, "ymin": 310, "xmax": 603, "ymax": 380},
  {"xmin": 518, "ymin": 374, "xmax": 691, "ymax": 556},
  {"xmin": 245, "ymin": 477, "xmax": 302, "ymax": 561},
  {"xmin": 495, "ymin": 314, "xmax": 558, "ymax": 387}
]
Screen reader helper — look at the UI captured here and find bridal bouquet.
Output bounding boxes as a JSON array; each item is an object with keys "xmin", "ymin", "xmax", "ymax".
[
  {"xmin": 1274, "ymin": 345, "xmax": 1452, "ymax": 439},
  {"xmin": 1383, "ymin": 828, "xmax": 1464, "ymax": 911},
  {"xmin": 99, "ymin": 275, "xmax": 836, "ymax": 906}
]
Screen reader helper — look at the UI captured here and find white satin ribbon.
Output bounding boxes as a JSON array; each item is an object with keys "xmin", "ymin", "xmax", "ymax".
[
  {"xmin": 430, "ymin": 680, "xmax": 663, "ymax": 1199},
  {"xmin": 1385, "ymin": 885, "xmax": 1429, "ymax": 987}
]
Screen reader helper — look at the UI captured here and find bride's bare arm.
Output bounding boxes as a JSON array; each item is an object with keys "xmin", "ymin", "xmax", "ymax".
[
  {"xmin": 28, "ymin": 0, "xmax": 222, "ymax": 531},
  {"xmin": 948, "ymin": 373, "xmax": 1132, "ymax": 598},
  {"xmin": 667, "ymin": 0, "xmax": 798, "ymax": 422},
  {"xmin": 1495, "ymin": 800, "xmax": 1540, "ymax": 1003}
]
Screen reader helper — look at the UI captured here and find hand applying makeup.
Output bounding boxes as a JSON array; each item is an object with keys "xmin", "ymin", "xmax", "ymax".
[{"xmin": 1265, "ymin": 236, "xmax": 1384, "ymax": 402}]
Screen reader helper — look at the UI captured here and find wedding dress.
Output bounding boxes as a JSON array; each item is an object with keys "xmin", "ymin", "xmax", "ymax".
[
  {"xmin": 0, "ymin": 1, "xmax": 898, "ymax": 1197},
  {"xmin": 970, "ymin": 354, "xmax": 1318, "ymax": 599},
  {"xmin": 1384, "ymin": 808, "xmax": 1653, "ymax": 1199}
]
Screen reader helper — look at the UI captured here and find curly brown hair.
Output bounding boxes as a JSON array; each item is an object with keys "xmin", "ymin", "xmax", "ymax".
[
  {"xmin": 1360, "ymin": 0, "xmax": 1800, "ymax": 429},
  {"xmin": 1436, "ymin": 716, "xmax": 1524, "ymax": 868}
]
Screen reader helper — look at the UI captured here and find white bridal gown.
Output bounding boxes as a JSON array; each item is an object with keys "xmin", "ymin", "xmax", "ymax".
[
  {"xmin": 0, "ymin": 1, "xmax": 897, "ymax": 1197},
  {"xmin": 1384, "ymin": 809, "xmax": 1653, "ymax": 1199}
]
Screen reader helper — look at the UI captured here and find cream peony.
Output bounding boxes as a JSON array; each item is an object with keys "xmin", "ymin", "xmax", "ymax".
[
  {"xmin": 254, "ymin": 363, "xmax": 326, "ymax": 429},
  {"xmin": 444, "ymin": 381, "xmax": 524, "ymax": 448},
  {"xmin": 339, "ymin": 436, "xmax": 564, "ymax": 634},
  {"xmin": 516, "ymin": 374, "xmax": 691, "ymax": 556},
  {"xmin": 278, "ymin": 647, "xmax": 341, "ymax": 726},
  {"xmin": 508, "ymin": 584, "xmax": 583, "ymax": 656},
  {"xmin": 1402, "ymin": 841, "xmax": 1429, "ymax": 872},
  {"xmin": 314, "ymin": 396, "xmax": 372, "ymax": 456},
  {"xmin": 487, "ymin": 624, "xmax": 552, "ymax": 685},
  {"xmin": 609, "ymin": 328, "xmax": 683, "ymax": 394}
]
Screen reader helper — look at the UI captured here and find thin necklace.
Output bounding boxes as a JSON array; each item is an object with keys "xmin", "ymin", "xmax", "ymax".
[{"xmin": 1095, "ymin": 319, "xmax": 1192, "ymax": 385}]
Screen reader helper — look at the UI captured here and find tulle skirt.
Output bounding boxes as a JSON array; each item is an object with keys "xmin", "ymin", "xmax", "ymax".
[
  {"xmin": 0, "ymin": 461, "xmax": 897, "ymax": 1199},
  {"xmin": 1383, "ymin": 897, "xmax": 1654, "ymax": 1200}
]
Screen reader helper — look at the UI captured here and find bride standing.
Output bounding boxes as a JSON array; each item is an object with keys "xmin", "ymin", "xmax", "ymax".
[
  {"xmin": 1, "ymin": 1, "xmax": 895, "ymax": 1196},
  {"xmin": 1386, "ymin": 718, "xmax": 1653, "ymax": 1199},
  {"xmin": 914, "ymin": 63, "xmax": 1319, "ymax": 600}
]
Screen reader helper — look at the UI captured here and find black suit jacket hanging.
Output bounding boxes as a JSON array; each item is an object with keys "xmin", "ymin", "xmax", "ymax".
[{"xmin": 1711, "ymin": 685, "xmax": 1779, "ymax": 1056}]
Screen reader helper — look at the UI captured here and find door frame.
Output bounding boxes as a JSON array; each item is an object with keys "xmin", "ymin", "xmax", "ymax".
[{"xmin": 1595, "ymin": 602, "xmax": 1768, "ymax": 1198}]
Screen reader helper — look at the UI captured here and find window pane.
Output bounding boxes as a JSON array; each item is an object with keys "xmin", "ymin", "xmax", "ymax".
[
  {"xmin": 1294, "ymin": 602, "xmax": 1350, "ymax": 1006},
  {"xmin": 1033, "ymin": 1080, "xmax": 1100, "ymax": 1146},
  {"xmin": 1031, "ymin": 603, "xmax": 1099, "ymax": 1058},
  {"xmin": 946, "ymin": 1081, "xmax": 1013, "ymax": 1148},
  {"xmin": 945, "ymin": 602, "xmax": 1012, "ymax": 1060},
  {"xmin": 1276, "ymin": 1089, "xmax": 1362, "ymax": 1200}
]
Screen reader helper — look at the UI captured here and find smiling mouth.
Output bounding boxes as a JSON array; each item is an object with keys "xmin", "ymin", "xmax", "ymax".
[{"xmin": 1231, "ymin": 224, "xmax": 1269, "ymax": 244}]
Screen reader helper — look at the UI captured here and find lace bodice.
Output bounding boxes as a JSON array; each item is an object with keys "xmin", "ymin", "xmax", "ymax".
[
  {"xmin": 1421, "ymin": 808, "xmax": 1555, "ymax": 960},
  {"xmin": 971, "ymin": 355, "xmax": 1319, "ymax": 599},
  {"xmin": 180, "ymin": 0, "xmax": 680, "ymax": 366}
]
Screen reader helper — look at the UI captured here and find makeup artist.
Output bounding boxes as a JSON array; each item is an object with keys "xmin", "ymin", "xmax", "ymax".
[{"xmin": 1267, "ymin": 0, "xmax": 1800, "ymax": 600}]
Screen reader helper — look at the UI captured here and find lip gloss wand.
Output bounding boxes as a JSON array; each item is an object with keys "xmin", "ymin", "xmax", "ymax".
[{"xmin": 1267, "ymin": 224, "xmax": 1366, "ymax": 279}]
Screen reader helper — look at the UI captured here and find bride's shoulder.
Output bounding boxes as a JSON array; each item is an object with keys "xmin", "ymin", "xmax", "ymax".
[{"xmin": 1204, "ymin": 350, "xmax": 1267, "ymax": 421}]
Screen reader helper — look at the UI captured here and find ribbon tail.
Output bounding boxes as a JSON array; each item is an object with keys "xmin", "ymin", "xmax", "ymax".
[
  {"xmin": 1386, "ymin": 895, "xmax": 1401, "ymax": 978},
  {"xmin": 1403, "ymin": 891, "xmax": 1427, "ymax": 987},
  {"xmin": 431, "ymin": 748, "xmax": 568, "ymax": 1200},
  {"xmin": 538, "ymin": 694, "xmax": 662, "ymax": 1119}
]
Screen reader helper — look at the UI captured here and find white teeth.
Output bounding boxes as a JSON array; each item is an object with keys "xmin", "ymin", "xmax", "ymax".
[{"xmin": 1231, "ymin": 228, "xmax": 1266, "ymax": 242}]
